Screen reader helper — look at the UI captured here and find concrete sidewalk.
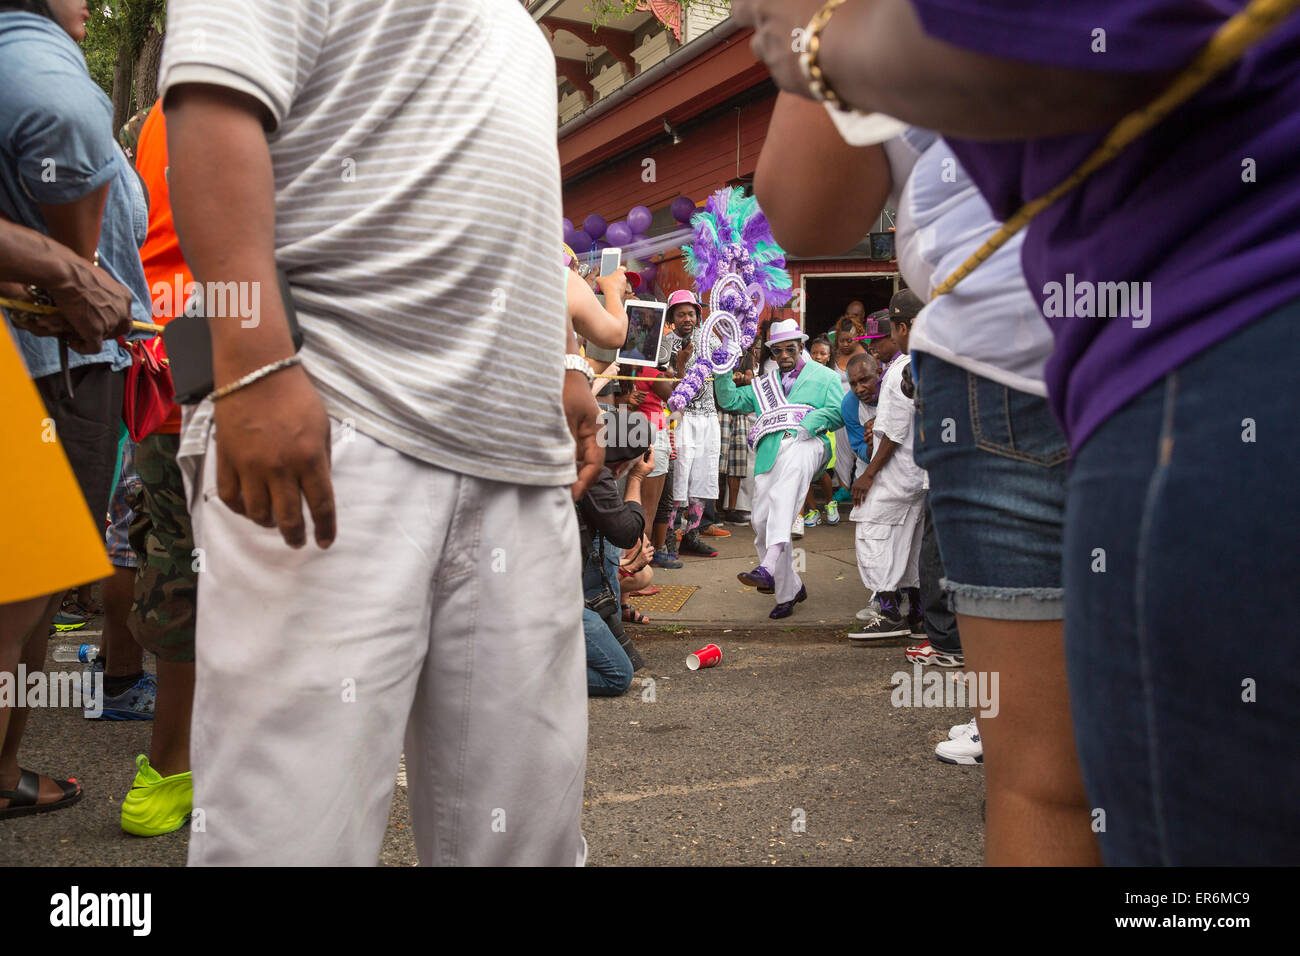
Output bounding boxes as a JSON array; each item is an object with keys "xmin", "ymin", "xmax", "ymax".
[{"xmin": 635, "ymin": 516, "xmax": 866, "ymax": 630}]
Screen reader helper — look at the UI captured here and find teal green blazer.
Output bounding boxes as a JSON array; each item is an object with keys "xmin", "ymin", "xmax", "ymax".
[{"xmin": 714, "ymin": 360, "xmax": 846, "ymax": 477}]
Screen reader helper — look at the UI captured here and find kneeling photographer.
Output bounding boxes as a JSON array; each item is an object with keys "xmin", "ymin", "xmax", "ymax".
[{"xmin": 578, "ymin": 410, "xmax": 655, "ymax": 697}]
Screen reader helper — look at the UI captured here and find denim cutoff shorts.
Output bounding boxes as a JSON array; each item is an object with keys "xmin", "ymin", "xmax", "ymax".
[{"xmin": 912, "ymin": 351, "xmax": 1068, "ymax": 620}]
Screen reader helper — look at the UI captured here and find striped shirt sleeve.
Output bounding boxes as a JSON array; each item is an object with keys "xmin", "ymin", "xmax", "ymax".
[{"xmin": 159, "ymin": 0, "xmax": 329, "ymax": 130}]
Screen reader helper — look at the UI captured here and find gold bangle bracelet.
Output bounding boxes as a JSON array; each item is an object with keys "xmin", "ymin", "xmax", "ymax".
[{"xmin": 800, "ymin": 0, "xmax": 851, "ymax": 111}]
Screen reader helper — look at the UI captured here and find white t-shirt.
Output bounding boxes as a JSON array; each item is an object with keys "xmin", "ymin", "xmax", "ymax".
[
  {"xmin": 159, "ymin": 0, "xmax": 573, "ymax": 486},
  {"xmin": 882, "ymin": 127, "xmax": 1053, "ymax": 397},
  {"xmin": 852, "ymin": 355, "xmax": 925, "ymax": 523}
]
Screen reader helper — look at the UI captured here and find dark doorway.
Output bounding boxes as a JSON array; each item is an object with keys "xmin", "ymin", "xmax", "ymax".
[{"xmin": 803, "ymin": 273, "xmax": 898, "ymax": 340}]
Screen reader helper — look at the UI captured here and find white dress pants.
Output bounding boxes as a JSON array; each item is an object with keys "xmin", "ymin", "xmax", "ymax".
[
  {"xmin": 751, "ymin": 434, "xmax": 829, "ymax": 602},
  {"xmin": 185, "ymin": 419, "xmax": 587, "ymax": 866},
  {"xmin": 832, "ymin": 426, "xmax": 855, "ymax": 488}
]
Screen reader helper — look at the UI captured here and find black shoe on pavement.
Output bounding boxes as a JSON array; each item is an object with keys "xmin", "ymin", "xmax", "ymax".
[
  {"xmin": 679, "ymin": 531, "xmax": 718, "ymax": 557},
  {"xmin": 847, "ymin": 609, "xmax": 910, "ymax": 641}
]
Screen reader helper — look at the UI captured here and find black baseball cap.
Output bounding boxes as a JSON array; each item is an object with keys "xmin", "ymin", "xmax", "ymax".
[
  {"xmin": 889, "ymin": 289, "xmax": 924, "ymax": 323},
  {"xmin": 861, "ymin": 309, "xmax": 892, "ymax": 339},
  {"xmin": 602, "ymin": 410, "xmax": 654, "ymax": 463}
]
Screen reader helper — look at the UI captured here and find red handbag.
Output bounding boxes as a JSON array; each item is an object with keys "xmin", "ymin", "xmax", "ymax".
[{"xmin": 122, "ymin": 333, "xmax": 176, "ymax": 441}]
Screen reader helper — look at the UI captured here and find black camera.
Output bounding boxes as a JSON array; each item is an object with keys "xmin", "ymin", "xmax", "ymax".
[{"xmin": 584, "ymin": 584, "xmax": 645, "ymax": 672}]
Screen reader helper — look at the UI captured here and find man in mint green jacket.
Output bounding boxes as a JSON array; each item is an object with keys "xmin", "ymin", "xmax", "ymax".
[{"xmin": 714, "ymin": 320, "xmax": 845, "ymax": 618}]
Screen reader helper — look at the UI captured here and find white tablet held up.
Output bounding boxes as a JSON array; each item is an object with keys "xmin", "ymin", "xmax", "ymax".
[{"xmin": 619, "ymin": 300, "xmax": 668, "ymax": 368}]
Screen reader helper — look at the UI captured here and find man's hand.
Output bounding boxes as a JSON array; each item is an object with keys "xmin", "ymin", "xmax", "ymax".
[
  {"xmin": 851, "ymin": 472, "xmax": 873, "ymax": 507},
  {"xmin": 626, "ymin": 387, "xmax": 645, "ymax": 409},
  {"xmin": 213, "ymin": 364, "xmax": 337, "ymax": 549},
  {"xmin": 45, "ymin": 257, "xmax": 135, "ymax": 353},
  {"xmin": 732, "ymin": 0, "xmax": 825, "ymax": 98},
  {"xmin": 565, "ymin": 368, "xmax": 604, "ymax": 500},
  {"xmin": 621, "ymin": 535, "xmax": 653, "ymax": 574},
  {"xmin": 631, "ymin": 447, "xmax": 655, "ymax": 480},
  {"xmin": 675, "ymin": 338, "xmax": 694, "ymax": 375},
  {"xmin": 1, "ymin": 255, "xmax": 133, "ymax": 353}
]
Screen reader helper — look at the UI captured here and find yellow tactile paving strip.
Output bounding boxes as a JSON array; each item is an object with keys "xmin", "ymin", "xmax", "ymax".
[{"xmin": 627, "ymin": 585, "xmax": 699, "ymax": 614}]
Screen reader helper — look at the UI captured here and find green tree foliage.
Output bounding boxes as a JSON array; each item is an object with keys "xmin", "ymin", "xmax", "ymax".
[
  {"xmin": 81, "ymin": 1, "xmax": 123, "ymax": 95},
  {"xmin": 81, "ymin": 0, "xmax": 165, "ymax": 128}
]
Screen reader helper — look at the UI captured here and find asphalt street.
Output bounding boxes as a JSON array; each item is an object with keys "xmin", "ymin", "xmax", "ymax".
[{"xmin": 2, "ymin": 623, "xmax": 983, "ymax": 867}]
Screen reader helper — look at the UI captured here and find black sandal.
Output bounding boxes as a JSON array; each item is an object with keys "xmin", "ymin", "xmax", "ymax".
[
  {"xmin": 0, "ymin": 769, "xmax": 83, "ymax": 820},
  {"xmin": 621, "ymin": 604, "xmax": 650, "ymax": 625}
]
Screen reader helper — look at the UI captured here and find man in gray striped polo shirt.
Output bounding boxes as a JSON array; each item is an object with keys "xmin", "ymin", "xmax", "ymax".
[{"xmin": 159, "ymin": 0, "xmax": 594, "ymax": 866}]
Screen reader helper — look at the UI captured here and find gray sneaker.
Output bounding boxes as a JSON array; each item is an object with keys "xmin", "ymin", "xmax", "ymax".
[
  {"xmin": 88, "ymin": 671, "xmax": 156, "ymax": 721},
  {"xmin": 847, "ymin": 609, "xmax": 910, "ymax": 641}
]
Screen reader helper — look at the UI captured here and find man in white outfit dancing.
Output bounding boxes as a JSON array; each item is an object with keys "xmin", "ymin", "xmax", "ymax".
[{"xmin": 714, "ymin": 319, "xmax": 845, "ymax": 618}]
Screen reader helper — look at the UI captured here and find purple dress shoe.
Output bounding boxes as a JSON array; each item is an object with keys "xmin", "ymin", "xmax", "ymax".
[
  {"xmin": 768, "ymin": 585, "xmax": 808, "ymax": 619},
  {"xmin": 737, "ymin": 566, "xmax": 775, "ymax": 594}
]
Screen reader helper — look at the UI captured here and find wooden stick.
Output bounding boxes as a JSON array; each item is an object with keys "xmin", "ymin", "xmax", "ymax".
[{"xmin": 1, "ymin": 297, "xmax": 165, "ymax": 333}]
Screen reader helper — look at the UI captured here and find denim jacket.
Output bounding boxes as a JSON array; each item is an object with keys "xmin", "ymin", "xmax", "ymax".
[{"xmin": 0, "ymin": 12, "xmax": 152, "ymax": 379}]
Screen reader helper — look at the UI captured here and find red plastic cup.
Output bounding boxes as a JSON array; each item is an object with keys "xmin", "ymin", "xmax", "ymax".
[{"xmin": 687, "ymin": 644, "xmax": 722, "ymax": 670}]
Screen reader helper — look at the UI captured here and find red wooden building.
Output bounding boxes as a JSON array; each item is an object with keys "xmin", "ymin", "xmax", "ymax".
[{"xmin": 528, "ymin": 0, "xmax": 900, "ymax": 338}]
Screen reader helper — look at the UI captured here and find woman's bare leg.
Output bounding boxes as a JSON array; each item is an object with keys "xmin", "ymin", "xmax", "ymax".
[
  {"xmin": 620, "ymin": 566, "xmax": 653, "ymax": 598},
  {"xmin": 641, "ymin": 474, "xmax": 666, "ymax": 525},
  {"xmin": 0, "ymin": 592, "xmax": 72, "ymax": 806},
  {"xmin": 957, "ymin": 614, "xmax": 1101, "ymax": 866}
]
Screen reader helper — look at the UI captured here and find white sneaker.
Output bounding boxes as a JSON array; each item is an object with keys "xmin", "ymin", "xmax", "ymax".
[
  {"xmin": 948, "ymin": 717, "xmax": 977, "ymax": 740},
  {"xmin": 905, "ymin": 640, "xmax": 965, "ymax": 668},
  {"xmin": 935, "ymin": 725, "xmax": 983, "ymax": 764},
  {"xmin": 791, "ymin": 514, "xmax": 805, "ymax": 539}
]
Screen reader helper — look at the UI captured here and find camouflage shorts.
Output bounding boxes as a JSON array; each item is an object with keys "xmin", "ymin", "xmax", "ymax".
[{"xmin": 127, "ymin": 434, "xmax": 196, "ymax": 663}]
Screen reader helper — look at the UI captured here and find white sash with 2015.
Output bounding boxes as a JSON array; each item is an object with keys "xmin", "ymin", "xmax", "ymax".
[{"xmin": 748, "ymin": 370, "xmax": 814, "ymax": 449}]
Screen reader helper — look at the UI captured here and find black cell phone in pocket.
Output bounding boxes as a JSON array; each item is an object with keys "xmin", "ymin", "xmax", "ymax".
[{"xmin": 164, "ymin": 269, "xmax": 304, "ymax": 405}]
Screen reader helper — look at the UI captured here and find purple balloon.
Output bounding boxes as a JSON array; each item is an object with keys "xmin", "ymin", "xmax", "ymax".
[
  {"xmin": 569, "ymin": 230, "xmax": 594, "ymax": 254},
  {"xmin": 671, "ymin": 196, "xmax": 696, "ymax": 223},
  {"xmin": 606, "ymin": 221, "xmax": 634, "ymax": 246},
  {"xmin": 562, "ymin": 218, "xmax": 574, "ymax": 234},
  {"xmin": 563, "ymin": 224, "xmax": 578, "ymax": 247},
  {"xmin": 627, "ymin": 205, "xmax": 653, "ymax": 234},
  {"xmin": 632, "ymin": 232, "xmax": 648, "ymax": 242},
  {"xmin": 582, "ymin": 214, "xmax": 607, "ymax": 241}
]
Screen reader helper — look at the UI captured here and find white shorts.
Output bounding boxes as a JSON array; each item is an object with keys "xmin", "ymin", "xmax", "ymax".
[
  {"xmin": 650, "ymin": 425, "xmax": 670, "ymax": 478},
  {"xmin": 855, "ymin": 500, "xmax": 925, "ymax": 593},
  {"xmin": 672, "ymin": 413, "xmax": 720, "ymax": 503}
]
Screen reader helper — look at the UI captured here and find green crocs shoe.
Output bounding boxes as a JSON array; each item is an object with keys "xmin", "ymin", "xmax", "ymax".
[{"xmin": 120, "ymin": 755, "xmax": 192, "ymax": 837}]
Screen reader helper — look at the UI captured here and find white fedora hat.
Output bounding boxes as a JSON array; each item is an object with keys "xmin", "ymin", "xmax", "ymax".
[{"xmin": 766, "ymin": 318, "xmax": 808, "ymax": 346}]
